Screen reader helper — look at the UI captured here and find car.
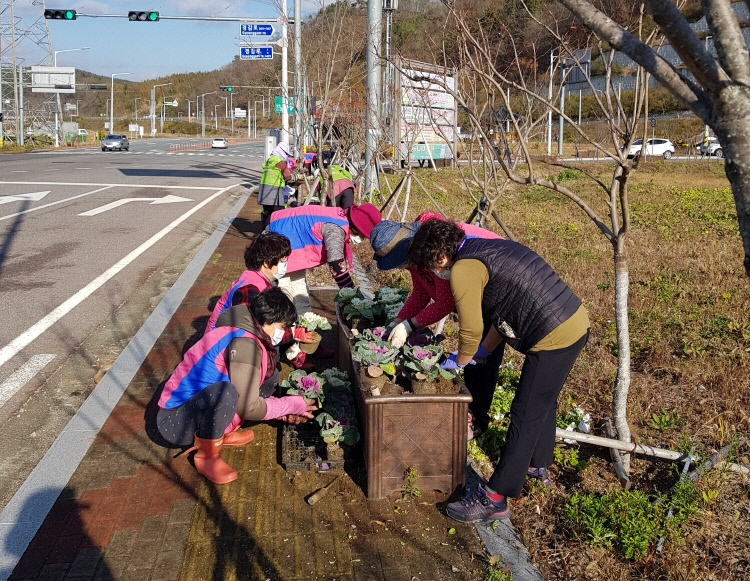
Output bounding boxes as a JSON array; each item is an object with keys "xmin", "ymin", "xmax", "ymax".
[
  {"xmin": 211, "ymin": 138, "xmax": 228, "ymax": 149},
  {"xmin": 627, "ymin": 138, "xmax": 675, "ymax": 160},
  {"xmin": 101, "ymin": 134, "xmax": 129, "ymax": 151},
  {"xmin": 699, "ymin": 136, "xmax": 723, "ymax": 158}
]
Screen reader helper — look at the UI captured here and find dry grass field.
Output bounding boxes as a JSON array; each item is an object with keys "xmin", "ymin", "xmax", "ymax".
[{"xmin": 347, "ymin": 159, "xmax": 749, "ymax": 580}]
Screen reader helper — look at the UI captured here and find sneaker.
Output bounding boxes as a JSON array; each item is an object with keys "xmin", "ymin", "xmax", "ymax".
[
  {"xmin": 446, "ymin": 484, "xmax": 510, "ymax": 523},
  {"xmin": 527, "ymin": 466, "xmax": 553, "ymax": 486}
]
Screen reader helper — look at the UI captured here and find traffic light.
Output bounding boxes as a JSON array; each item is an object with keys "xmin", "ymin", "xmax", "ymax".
[
  {"xmin": 44, "ymin": 9, "xmax": 77, "ymax": 20},
  {"xmin": 128, "ymin": 11, "xmax": 159, "ymax": 21},
  {"xmin": 220, "ymin": 86, "xmax": 234, "ymax": 92}
]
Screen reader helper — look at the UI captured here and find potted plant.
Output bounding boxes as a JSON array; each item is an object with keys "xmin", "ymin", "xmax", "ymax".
[
  {"xmin": 297, "ymin": 312, "xmax": 332, "ymax": 354},
  {"xmin": 282, "ymin": 370, "xmax": 326, "ymax": 408},
  {"xmin": 351, "ymin": 337, "xmax": 399, "ymax": 396},
  {"xmin": 402, "ymin": 344, "xmax": 456, "ymax": 394}
]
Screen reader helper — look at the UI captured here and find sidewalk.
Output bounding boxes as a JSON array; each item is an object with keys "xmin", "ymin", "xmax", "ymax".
[{"xmin": 4, "ymin": 193, "xmax": 498, "ymax": 581}]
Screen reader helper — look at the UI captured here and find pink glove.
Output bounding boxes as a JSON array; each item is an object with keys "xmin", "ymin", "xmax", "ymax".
[
  {"xmin": 293, "ymin": 327, "xmax": 315, "ymax": 342},
  {"xmin": 223, "ymin": 413, "xmax": 242, "ymax": 435},
  {"xmin": 262, "ymin": 396, "xmax": 316, "ymax": 421}
]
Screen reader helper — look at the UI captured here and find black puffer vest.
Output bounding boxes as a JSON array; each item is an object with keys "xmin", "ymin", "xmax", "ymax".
[{"xmin": 455, "ymin": 238, "xmax": 581, "ymax": 353}]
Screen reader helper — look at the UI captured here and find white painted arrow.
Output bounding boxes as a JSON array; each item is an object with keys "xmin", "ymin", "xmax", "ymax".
[
  {"xmin": 78, "ymin": 194, "xmax": 193, "ymax": 217},
  {"xmin": 0, "ymin": 191, "xmax": 50, "ymax": 205}
]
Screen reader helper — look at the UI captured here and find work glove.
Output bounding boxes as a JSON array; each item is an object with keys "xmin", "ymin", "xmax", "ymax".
[
  {"xmin": 262, "ymin": 396, "xmax": 316, "ymax": 421},
  {"xmin": 293, "ymin": 326, "xmax": 315, "ymax": 342},
  {"xmin": 439, "ymin": 351, "xmax": 477, "ymax": 371},
  {"xmin": 387, "ymin": 319, "xmax": 413, "ymax": 348},
  {"xmin": 474, "ymin": 345, "xmax": 490, "ymax": 359}
]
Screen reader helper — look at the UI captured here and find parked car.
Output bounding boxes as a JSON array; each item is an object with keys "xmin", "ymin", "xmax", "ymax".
[
  {"xmin": 627, "ymin": 138, "xmax": 675, "ymax": 160},
  {"xmin": 699, "ymin": 136, "xmax": 723, "ymax": 158},
  {"xmin": 101, "ymin": 134, "xmax": 129, "ymax": 151},
  {"xmin": 211, "ymin": 138, "xmax": 228, "ymax": 149}
]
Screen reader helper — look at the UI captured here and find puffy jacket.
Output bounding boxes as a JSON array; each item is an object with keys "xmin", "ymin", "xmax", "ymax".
[
  {"xmin": 318, "ymin": 165, "xmax": 355, "ymax": 205},
  {"xmin": 258, "ymin": 154, "xmax": 287, "ymax": 206},
  {"xmin": 268, "ymin": 205, "xmax": 353, "ymax": 274},
  {"xmin": 204, "ymin": 270, "xmax": 272, "ymax": 335},
  {"xmin": 456, "ymin": 238, "xmax": 582, "ymax": 353}
]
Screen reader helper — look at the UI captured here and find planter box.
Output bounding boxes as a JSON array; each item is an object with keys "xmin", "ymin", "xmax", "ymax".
[{"xmin": 337, "ymin": 304, "xmax": 472, "ymax": 499}]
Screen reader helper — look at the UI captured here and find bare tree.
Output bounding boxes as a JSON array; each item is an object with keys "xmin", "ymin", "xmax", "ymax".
[{"xmin": 557, "ymin": 0, "xmax": 750, "ymax": 277}]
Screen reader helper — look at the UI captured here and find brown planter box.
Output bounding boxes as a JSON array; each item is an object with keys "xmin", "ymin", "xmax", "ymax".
[{"xmin": 337, "ymin": 305, "xmax": 472, "ymax": 500}]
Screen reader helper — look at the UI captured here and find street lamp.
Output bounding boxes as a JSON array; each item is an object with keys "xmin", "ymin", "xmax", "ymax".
[
  {"xmin": 199, "ymin": 91, "xmax": 218, "ymax": 137},
  {"xmin": 214, "ymin": 104, "xmax": 221, "ymax": 130},
  {"xmin": 220, "ymin": 96, "xmax": 228, "ymax": 120},
  {"xmin": 186, "ymin": 99, "xmax": 192, "ymax": 123},
  {"xmin": 150, "ymin": 82, "xmax": 172, "ymax": 136},
  {"xmin": 547, "ymin": 49, "xmax": 555, "ymax": 156},
  {"xmin": 53, "ymin": 47, "xmax": 89, "ymax": 147},
  {"xmin": 110, "ymin": 72, "xmax": 133, "ymax": 133}
]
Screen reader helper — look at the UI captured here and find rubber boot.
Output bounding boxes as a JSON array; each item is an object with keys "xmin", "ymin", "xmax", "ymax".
[
  {"xmin": 192, "ymin": 435, "xmax": 237, "ymax": 484},
  {"xmin": 223, "ymin": 425, "xmax": 255, "ymax": 447}
]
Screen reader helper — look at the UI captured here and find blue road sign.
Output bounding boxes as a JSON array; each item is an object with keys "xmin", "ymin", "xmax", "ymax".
[
  {"xmin": 240, "ymin": 23, "xmax": 274, "ymax": 36},
  {"xmin": 241, "ymin": 46, "xmax": 274, "ymax": 60}
]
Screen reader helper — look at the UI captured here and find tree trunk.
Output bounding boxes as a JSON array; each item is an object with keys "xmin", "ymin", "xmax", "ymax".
[{"xmin": 612, "ymin": 248, "xmax": 632, "ymax": 471}]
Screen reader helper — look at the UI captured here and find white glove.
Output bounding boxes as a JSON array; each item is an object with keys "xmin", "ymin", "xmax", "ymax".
[{"xmin": 387, "ymin": 319, "xmax": 413, "ymax": 348}]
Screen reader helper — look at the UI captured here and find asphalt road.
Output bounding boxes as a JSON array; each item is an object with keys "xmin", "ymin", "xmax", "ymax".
[{"xmin": 0, "ymin": 138, "xmax": 266, "ymax": 421}]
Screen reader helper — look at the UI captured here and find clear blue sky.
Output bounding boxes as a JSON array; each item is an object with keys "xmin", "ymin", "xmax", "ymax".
[{"xmin": 14, "ymin": 0, "xmax": 317, "ymax": 81}]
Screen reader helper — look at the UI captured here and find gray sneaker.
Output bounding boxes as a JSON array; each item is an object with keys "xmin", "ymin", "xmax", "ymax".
[{"xmin": 446, "ymin": 484, "xmax": 510, "ymax": 523}]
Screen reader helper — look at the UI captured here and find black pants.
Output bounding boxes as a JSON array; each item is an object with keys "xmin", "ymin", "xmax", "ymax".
[
  {"xmin": 463, "ymin": 324, "xmax": 505, "ymax": 433},
  {"xmin": 261, "ymin": 204, "xmax": 284, "ymax": 229},
  {"xmin": 156, "ymin": 381, "xmax": 238, "ymax": 446},
  {"xmin": 488, "ymin": 331, "xmax": 589, "ymax": 498},
  {"xmin": 335, "ymin": 187, "xmax": 355, "ymax": 209}
]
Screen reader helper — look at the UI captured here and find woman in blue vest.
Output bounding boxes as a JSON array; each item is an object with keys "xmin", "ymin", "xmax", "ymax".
[{"xmin": 407, "ymin": 219, "xmax": 590, "ymax": 523}]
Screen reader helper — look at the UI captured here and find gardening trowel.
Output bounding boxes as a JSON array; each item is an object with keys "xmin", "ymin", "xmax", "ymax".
[{"xmin": 307, "ymin": 475, "xmax": 340, "ymax": 505}]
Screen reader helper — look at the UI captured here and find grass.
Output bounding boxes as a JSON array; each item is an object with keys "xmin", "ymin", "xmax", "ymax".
[{"xmin": 366, "ymin": 159, "xmax": 750, "ymax": 580}]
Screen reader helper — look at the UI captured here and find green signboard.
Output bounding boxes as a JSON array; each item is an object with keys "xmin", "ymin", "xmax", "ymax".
[{"xmin": 274, "ymin": 96, "xmax": 295, "ymax": 114}]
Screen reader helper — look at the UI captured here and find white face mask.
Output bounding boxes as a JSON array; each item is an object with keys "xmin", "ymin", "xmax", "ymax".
[
  {"xmin": 274, "ymin": 260, "xmax": 288, "ymax": 279},
  {"xmin": 271, "ymin": 327, "xmax": 285, "ymax": 346},
  {"xmin": 350, "ymin": 235, "xmax": 363, "ymax": 245},
  {"xmin": 433, "ymin": 268, "xmax": 451, "ymax": 280}
]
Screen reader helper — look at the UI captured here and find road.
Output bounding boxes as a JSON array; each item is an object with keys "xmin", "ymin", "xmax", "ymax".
[{"xmin": 0, "ymin": 138, "xmax": 265, "ymax": 500}]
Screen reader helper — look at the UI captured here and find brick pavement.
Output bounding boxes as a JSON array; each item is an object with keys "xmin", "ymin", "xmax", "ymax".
[{"xmin": 7, "ymin": 195, "xmax": 491, "ymax": 581}]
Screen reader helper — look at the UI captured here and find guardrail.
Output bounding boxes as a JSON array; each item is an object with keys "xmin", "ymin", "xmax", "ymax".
[{"xmin": 168, "ymin": 138, "xmax": 256, "ymax": 152}]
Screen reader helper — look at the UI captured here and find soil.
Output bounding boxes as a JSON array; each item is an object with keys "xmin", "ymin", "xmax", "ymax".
[
  {"xmin": 436, "ymin": 375, "xmax": 461, "ymax": 395},
  {"xmin": 411, "ymin": 378, "xmax": 437, "ymax": 395},
  {"xmin": 380, "ymin": 380, "xmax": 404, "ymax": 396}
]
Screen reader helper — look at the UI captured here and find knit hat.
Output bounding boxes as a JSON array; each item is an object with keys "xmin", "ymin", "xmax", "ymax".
[
  {"xmin": 370, "ymin": 220, "xmax": 420, "ymax": 271},
  {"xmin": 348, "ymin": 203, "xmax": 382, "ymax": 239}
]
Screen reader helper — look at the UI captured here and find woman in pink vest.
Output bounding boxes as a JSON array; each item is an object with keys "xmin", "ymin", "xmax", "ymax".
[
  {"xmin": 369, "ymin": 212, "xmax": 503, "ymax": 437},
  {"xmin": 157, "ymin": 288, "xmax": 316, "ymax": 484},
  {"xmin": 268, "ymin": 203, "xmax": 382, "ymax": 313}
]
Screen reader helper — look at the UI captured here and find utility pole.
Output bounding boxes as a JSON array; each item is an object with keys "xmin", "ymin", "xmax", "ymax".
[
  {"xmin": 150, "ymin": 82, "xmax": 171, "ymax": 137},
  {"xmin": 281, "ymin": 13, "xmax": 289, "ymax": 143},
  {"xmin": 364, "ymin": 0, "xmax": 383, "ymax": 198},
  {"xmin": 294, "ymin": 0, "xmax": 302, "ymax": 153}
]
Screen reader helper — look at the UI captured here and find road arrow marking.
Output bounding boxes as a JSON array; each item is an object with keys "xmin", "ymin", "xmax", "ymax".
[
  {"xmin": 0, "ymin": 191, "xmax": 50, "ymax": 205},
  {"xmin": 78, "ymin": 195, "xmax": 193, "ymax": 217}
]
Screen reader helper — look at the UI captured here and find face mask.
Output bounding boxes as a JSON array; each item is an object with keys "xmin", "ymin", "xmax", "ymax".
[
  {"xmin": 274, "ymin": 261, "xmax": 288, "ymax": 278},
  {"xmin": 271, "ymin": 327, "xmax": 285, "ymax": 346},
  {"xmin": 350, "ymin": 235, "xmax": 363, "ymax": 245},
  {"xmin": 433, "ymin": 268, "xmax": 451, "ymax": 280}
]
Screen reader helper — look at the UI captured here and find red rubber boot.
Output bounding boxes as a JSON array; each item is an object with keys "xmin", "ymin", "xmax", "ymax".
[{"xmin": 192, "ymin": 435, "xmax": 237, "ymax": 484}]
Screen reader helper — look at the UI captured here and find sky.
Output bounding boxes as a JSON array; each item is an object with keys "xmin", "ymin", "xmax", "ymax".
[{"xmin": 8, "ymin": 0, "xmax": 319, "ymax": 81}]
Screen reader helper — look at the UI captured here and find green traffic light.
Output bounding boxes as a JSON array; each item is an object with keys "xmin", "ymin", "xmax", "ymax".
[
  {"xmin": 64, "ymin": 10, "xmax": 75, "ymax": 19},
  {"xmin": 148, "ymin": 11, "xmax": 158, "ymax": 21},
  {"xmin": 227, "ymin": 87, "xmax": 233, "ymax": 92}
]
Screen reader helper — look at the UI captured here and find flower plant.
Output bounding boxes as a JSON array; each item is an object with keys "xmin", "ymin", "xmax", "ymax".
[
  {"xmin": 342, "ymin": 297, "xmax": 381, "ymax": 322},
  {"xmin": 316, "ymin": 412, "xmax": 360, "ymax": 445},
  {"xmin": 282, "ymin": 370, "xmax": 326, "ymax": 406},
  {"xmin": 352, "ymin": 337, "xmax": 399, "ymax": 376},
  {"xmin": 402, "ymin": 344, "xmax": 455, "ymax": 380},
  {"xmin": 360, "ymin": 326, "xmax": 388, "ymax": 341},
  {"xmin": 298, "ymin": 312, "xmax": 332, "ymax": 332}
]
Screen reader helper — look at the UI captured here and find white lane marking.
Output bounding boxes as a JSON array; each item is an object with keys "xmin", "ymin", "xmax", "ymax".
[
  {"xmin": 0, "ymin": 192, "xmax": 50, "ymax": 206},
  {"xmin": 79, "ymin": 194, "xmax": 193, "ymax": 216},
  {"xmin": 0, "ymin": 184, "xmax": 237, "ymax": 369},
  {"xmin": 0, "ymin": 181, "xmax": 221, "ymax": 190},
  {"xmin": 11, "ymin": 171, "xmax": 28, "ymax": 173},
  {"xmin": 74, "ymin": 168, "xmax": 92, "ymax": 170},
  {"xmin": 0, "ymin": 186, "xmax": 115, "ymax": 223},
  {"xmin": 0, "ymin": 354, "xmax": 56, "ymax": 409}
]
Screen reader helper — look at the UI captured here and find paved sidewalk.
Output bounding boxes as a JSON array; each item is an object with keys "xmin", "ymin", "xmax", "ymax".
[{"xmin": 4, "ymin": 194, "xmax": 498, "ymax": 581}]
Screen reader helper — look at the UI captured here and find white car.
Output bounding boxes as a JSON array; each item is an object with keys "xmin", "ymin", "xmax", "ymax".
[
  {"xmin": 211, "ymin": 138, "xmax": 228, "ymax": 149},
  {"xmin": 699, "ymin": 137, "xmax": 723, "ymax": 158},
  {"xmin": 627, "ymin": 138, "xmax": 675, "ymax": 160}
]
